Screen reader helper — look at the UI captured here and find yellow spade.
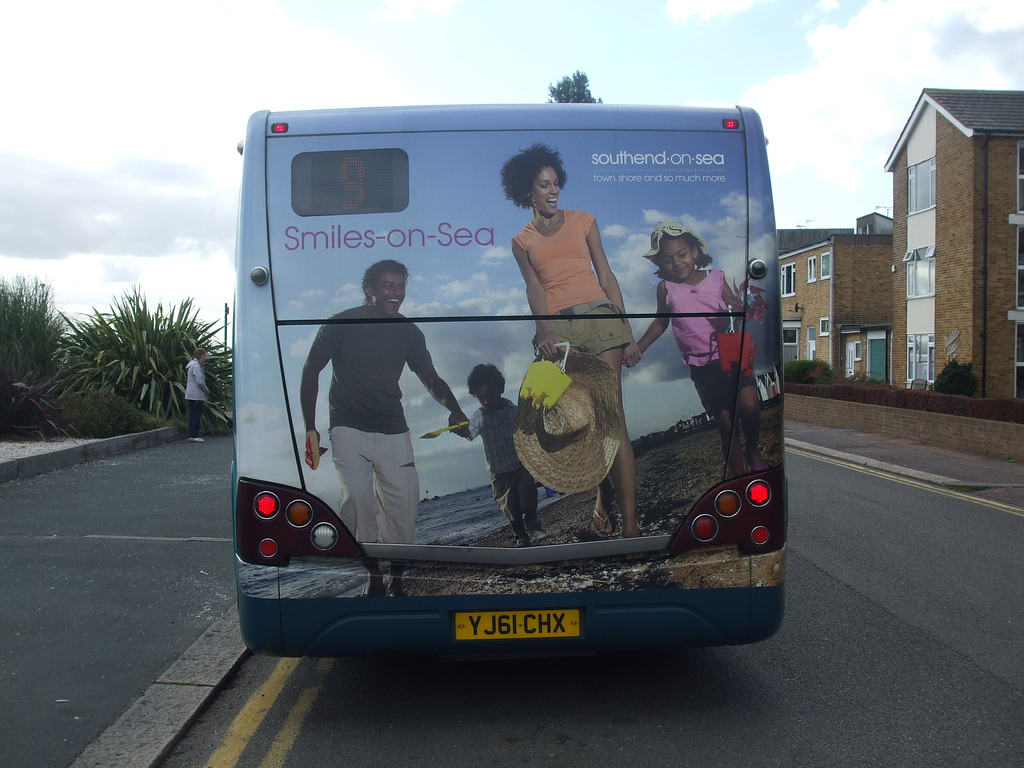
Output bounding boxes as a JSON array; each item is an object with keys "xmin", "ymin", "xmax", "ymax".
[
  {"xmin": 520, "ymin": 342, "xmax": 573, "ymax": 409},
  {"xmin": 419, "ymin": 421, "xmax": 469, "ymax": 439}
]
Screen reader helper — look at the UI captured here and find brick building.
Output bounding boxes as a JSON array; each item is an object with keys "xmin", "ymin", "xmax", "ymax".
[
  {"xmin": 779, "ymin": 214, "xmax": 893, "ymax": 378},
  {"xmin": 884, "ymin": 88, "xmax": 1024, "ymax": 397}
]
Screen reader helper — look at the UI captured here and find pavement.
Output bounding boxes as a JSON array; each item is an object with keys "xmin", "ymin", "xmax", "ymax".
[
  {"xmin": 7, "ymin": 420, "xmax": 1023, "ymax": 767},
  {"xmin": 785, "ymin": 420, "xmax": 1024, "ymax": 510}
]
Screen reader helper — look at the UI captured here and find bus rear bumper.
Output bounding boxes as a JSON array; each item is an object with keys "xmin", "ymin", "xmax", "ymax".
[{"xmin": 238, "ymin": 583, "xmax": 784, "ymax": 657}]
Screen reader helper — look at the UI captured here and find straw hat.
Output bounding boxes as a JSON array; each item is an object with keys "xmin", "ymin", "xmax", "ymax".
[{"xmin": 513, "ymin": 350, "xmax": 621, "ymax": 493}]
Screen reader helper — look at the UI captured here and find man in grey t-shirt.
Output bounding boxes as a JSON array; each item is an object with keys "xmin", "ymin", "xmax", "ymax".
[{"xmin": 300, "ymin": 260, "xmax": 468, "ymax": 597}]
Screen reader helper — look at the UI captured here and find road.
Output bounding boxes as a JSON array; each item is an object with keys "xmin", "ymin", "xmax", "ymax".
[
  {"xmin": 158, "ymin": 448, "xmax": 1024, "ymax": 767},
  {"xmin": 0, "ymin": 436, "xmax": 237, "ymax": 768}
]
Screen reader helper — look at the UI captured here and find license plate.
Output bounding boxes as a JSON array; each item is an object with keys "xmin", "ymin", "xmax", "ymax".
[{"xmin": 454, "ymin": 609, "xmax": 581, "ymax": 640}]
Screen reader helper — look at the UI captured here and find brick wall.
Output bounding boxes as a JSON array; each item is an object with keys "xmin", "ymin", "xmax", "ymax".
[
  {"xmin": 786, "ymin": 394, "xmax": 1024, "ymax": 462},
  {"xmin": 891, "ymin": 151, "xmax": 908, "ymax": 383},
  {"xmin": 978, "ymin": 135, "xmax": 1021, "ymax": 398}
]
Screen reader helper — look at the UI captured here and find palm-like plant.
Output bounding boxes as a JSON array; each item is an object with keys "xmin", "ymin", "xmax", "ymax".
[{"xmin": 62, "ymin": 287, "xmax": 232, "ymax": 434}]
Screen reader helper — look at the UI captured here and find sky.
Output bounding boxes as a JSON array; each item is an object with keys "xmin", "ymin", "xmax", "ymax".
[{"xmin": 1, "ymin": 0, "xmax": 1022, "ymax": 327}]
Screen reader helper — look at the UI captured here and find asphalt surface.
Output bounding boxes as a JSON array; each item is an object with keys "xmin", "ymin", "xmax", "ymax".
[
  {"xmin": 0, "ymin": 433, "xmax": 242, "ymax": 768},
  {"xmin": 4, "ymin": 420, "xmax": 1023, "ymax": 767}
]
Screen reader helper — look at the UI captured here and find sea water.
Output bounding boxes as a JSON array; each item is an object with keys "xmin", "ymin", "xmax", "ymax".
[{"xmin": 414, "ymin": 485, "xmax": 560, "ymax": 545}]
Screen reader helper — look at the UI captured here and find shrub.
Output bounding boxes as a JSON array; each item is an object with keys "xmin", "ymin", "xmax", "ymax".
[
  {"xmin": 62, "ymin": 287, "xmax": 232, "ymax": 435},
  {"xmin": 933, "ymin": 360, "xmax": 977, "ymax": 396},
  {"xmin": 57, "ymin": 392, "xmax": 161, "ymax": 438},
  {"xmin": 0, "ymin": 275, "xmax": 67, "ymax": 378},
  {"xmin": 0, "ymin": 368, "xmax": 67, "ymax": 440},
  {"xmin": 784, "ymin": 359, "xmax": 833, "ymax": 385}
]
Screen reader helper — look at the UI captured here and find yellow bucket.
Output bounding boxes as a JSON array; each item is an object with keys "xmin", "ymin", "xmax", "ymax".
[{"xmin": 520, "ymin": 343, "xmax": 573, "ymax": 409}]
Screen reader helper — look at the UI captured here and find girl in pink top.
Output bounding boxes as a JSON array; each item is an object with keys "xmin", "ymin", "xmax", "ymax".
[
  {"xmin": 501, "ymin": 143, "xmax": 640, "ymax": 538},
  {"xmin": 636, "ymin": 222, "xmax": 766, "ymax": 476}
]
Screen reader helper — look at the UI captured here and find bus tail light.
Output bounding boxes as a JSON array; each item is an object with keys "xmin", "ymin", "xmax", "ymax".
[
  {"xmin": 286, "ymin": 500, "xmax": 313, "ymax": 527},
  {"xmin": 254, "ymin": 491, "xmax": 280, "ymax": 519},
  {"xmin": 714, "ymin": 490, "xmax": 741, "ymax": 517},
  {"xmin": 669, "ymin": 467, "xmax": 786, "ymax": 555},
  {"xmin": 691, "ymin": 515, "xmax": 718, "ymax": 542},
  {"xmin": 746, "ymin": 479, "xmax": 771, "ymax": 506},
  {"xmin": 259, "ymin": 539, "xmax": 278, "ymax": 558},
  {"xmin": 236, "ymin": 479, "xmax": 362, "ymax": 565},
  {"xmin": 311, "ymin": 523, "xmax": 339, "ymax": 551}
]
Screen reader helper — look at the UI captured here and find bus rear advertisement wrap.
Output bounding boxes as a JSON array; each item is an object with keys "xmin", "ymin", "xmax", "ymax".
[{"xmin": 233, "ymin": 105, "xmax": 786, "ymax": 655}]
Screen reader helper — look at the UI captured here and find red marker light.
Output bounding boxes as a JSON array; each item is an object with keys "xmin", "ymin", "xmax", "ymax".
[
  {"xmin": 751, "ymin": 526, "xmax": 770, "ymax": 546},
  {"xmin": 723, "ymin": 118, "xmax": 740, "ymax": 129},
  {"xmin": 271, "ymin": 122, "xmax": 289, "ymax": 134},
  {"xmin": 746, "ymin": 480, "xmax": 771, "ymax": 507},
  {"xmin": 259, "ymin": 538, "xmax": 278, "ymax": 558}
]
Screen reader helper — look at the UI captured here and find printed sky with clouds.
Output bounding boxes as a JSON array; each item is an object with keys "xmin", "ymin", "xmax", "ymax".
[{"xmin": 1, "ymin": 0, "xmax": 1021, "ymax": 326}]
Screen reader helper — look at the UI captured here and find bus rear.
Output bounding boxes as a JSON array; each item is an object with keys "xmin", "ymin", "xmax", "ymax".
[{"xmin": 233, "ymin": 104, "xmax": 785, "ymax": 656}]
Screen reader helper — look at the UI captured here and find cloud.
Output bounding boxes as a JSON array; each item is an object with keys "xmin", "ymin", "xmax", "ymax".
[
  {"xmin": 0, "ymin": 152, "xmax": 235, "ymax": 262},
  {"xmin": 665, "ymin": 0, "xmax": 772, "ymax": 21},
  {"xmin": 375, "ymin": 0, "xmax": 457, "ymax": 20},
  {"xmin": 740, "ymin": 0, "xmax": 1024, "ymax": 226}
]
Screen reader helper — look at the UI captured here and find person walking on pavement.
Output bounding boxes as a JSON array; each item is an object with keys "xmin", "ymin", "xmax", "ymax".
[{"xmin": 185, "ymin": 348, "xmax": 210, "ymax": 443}]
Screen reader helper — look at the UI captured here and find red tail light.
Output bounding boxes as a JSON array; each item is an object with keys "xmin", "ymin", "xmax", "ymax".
[
  {"xmin": 236, "ymin": 479, "xmax": 362, "ymax": 565},
  {"xmin": 669, "ymin": 467, "xmax": 786, "ymax": 554}
]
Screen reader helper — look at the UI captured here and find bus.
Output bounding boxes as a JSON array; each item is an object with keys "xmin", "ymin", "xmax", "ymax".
[{"xmin": 233, "ymin": 104, "xmax": 786, "ymax": 656}]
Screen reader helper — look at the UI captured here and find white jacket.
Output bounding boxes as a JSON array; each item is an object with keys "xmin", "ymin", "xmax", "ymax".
[{"xmin": 185, "ymin": 358, "xmax": 210, "ymax": 401}]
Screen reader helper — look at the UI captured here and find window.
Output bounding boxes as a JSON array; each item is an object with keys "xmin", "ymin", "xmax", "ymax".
[
  {"xmin": 807, "ymin": 255, "xmax": 817, "ymax": 283},
  {"xmin": 1017, "ymin": 324, "xmax": 1024, "ymax": 398},
  {"xmin": 820, "ymin": 251, "xmax": 831, "ymax": 279},
  {"xmin": 819, "ymin": 318, "xmax": 830, "ymax": 335},
  {"xmin": 1018, "ymin": 228, "xmax": 1023, "ymax": 309},
  {"xmin": 782, "ymin": 328, "xmax": 798, "ymax": 364},
  {"xmin": 1018, "ymin": 141, "xmax": 1023, "ymax": 213},
  {"xmin": 904, "ymin": 245, "xmax": 936, "ymax": 298},
  {"xmin": 781, "ymin": 262, "xmax": 796, "ymax": 296},
  {"xmin": 852, "ymin": 341, "xmax": 862, "ymax": 361},
  {"xmin": 907, "ymin": 334, "xmax": 935, "ymax": 382},
  {"xmin": 909, "ymin": 157, "xmax": 936, "ymax": 214}
]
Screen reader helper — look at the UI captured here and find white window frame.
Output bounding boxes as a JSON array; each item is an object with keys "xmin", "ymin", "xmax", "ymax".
[
  {"xmin": 907, "ymin": 333, "xmax": 935, "ymax": 383},
  {"xmin": 781, "ymin": 262, "xmax": 796, "ymax": 297},
  {"xmin": 820, "ymin": 251, "xmax": 831, "ymax": 280},
  {"xmin": 904, "ymin": 245, "xmax": 936, "ymax": 298},
  {"xmin": 1018, "ymin": 140, "xmax": 1023, "ymax": 213},
  {"xmin": 1018, "ymin": 228, "xmax": 1023, "ymax": 310},
  {"xmin": 807, "ymin": 255, "xmax": 817, "ymax": 283},
  {"xmin": 819, "ymin": 317, "xmax": 830, "ymax": 336},
  {"xmin": 909, "ymin": 157, "xmax": 936, "ymax": 214},
  {"xmin": 1017, "ymin": 323, "xmax": 1024, "ymax": 398}
]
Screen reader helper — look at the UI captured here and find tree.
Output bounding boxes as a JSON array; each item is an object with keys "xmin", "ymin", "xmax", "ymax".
[{"xmin": 548, "ymin": 71, "xmax": 602, "ymax": 104}]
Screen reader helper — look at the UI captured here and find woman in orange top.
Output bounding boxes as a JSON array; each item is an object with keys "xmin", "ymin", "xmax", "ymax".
[{"xmin": 501, "ymin": 143, "xmax": 640, "ymax": 538}]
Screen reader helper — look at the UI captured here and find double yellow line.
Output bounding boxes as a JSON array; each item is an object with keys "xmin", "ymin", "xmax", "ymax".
[
  {"xmin": 788, "ymin": 446, "xmax": 1024, "ymax": 519},
  {"xmin": 205, "ymin": 657, "xmax": 335, "ymax": 768}
]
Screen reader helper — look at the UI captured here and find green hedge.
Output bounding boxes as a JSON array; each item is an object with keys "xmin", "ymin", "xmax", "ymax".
[{"xmin": 57, "ymin": 392, "xmax": 163, "ymax": 438}]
